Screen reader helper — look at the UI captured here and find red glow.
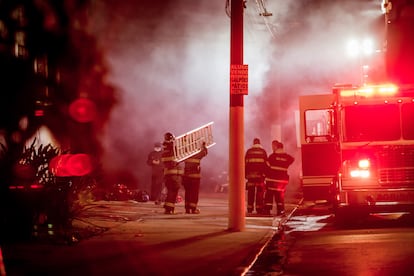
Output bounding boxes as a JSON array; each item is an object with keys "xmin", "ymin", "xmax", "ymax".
[
  {"xmin": 9, "ymin": 185, "xmax": 25, "ymax": 190},
  {"xmin": 66, "ymin": 154, "xmax": 93, "ymax": 176},
  {"xmin": 50, "ymin": 154, "xmax": 93, "ymax": 176},
  {"xmin": 49, "ymin": 154, "xmax": 72, "ymax": 176},
  {"xmin": 30, "ymin": 183, "xmax": 45, "ymax": 189},
  {"xmin": 69, "ymin": 98, "xmax": 97, "ymax": 123},
  {"xmin": 34, "ymin": 109, "xmax": 44, "ymax": 116}
]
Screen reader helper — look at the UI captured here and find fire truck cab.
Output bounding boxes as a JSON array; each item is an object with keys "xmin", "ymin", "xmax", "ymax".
[{"xmin": 299, "ymin": 83, "xmax": 414, "ymax": 221}]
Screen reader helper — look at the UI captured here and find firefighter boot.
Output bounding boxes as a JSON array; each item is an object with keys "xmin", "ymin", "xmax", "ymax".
[
  {"xmin": 191, "ymin": 208, "xmax": 200, "ymax": 214},
  {"xmin": 276, "ymin": 203, "xmax": 285, "ymax": 216},
  {"xmin": 164, "ymin": 206, "xmax": 174, "ymax": 214}
]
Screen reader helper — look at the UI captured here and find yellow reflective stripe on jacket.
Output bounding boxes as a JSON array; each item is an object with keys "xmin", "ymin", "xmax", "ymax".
[
  {"xmin": 164, "ymin": 168, "xmax": 184, "ymax": 175},
  {"xmin": 162, "ymin": 156, "xmax": 175, "ymax": 162},
  {"xmin": 246, "ymin": 158, "xmax": 266, "ymax": 163},
  {"xmin": 265, "ymin": 178, "xmax": 289, "ymax": 184},
  {"xmin": 186, "ymin": 158, "xmax": 201, "ymax": 164},
  {"xmin": 267, "ymin": 186, "xmax": 286, "ymax": 191},
  {"xmin": 186, "ymin": 173, "xmax": 201, "ymax": 178},
  {"xmin": 269, "ymin": 166, "xmax": 288, "ymax": 171},
  {"xmin": 246, "ymin": 181, "xmax": 264, "ymax": 187}
]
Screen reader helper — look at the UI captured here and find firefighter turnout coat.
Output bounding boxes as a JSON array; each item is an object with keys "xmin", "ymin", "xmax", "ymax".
[
  {"xmin": 245, "ymin": 143, "xmax": 268, "ymax": 186},
  {"xmin": 265, "ymin": 148, "xmax": 294, "ymax": 192}
]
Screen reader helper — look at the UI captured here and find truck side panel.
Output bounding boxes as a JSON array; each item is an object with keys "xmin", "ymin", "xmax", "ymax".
[
  {"xmin": 301, "ymin": 143, "xmax": 340, "ymax": 201},
  {"xmin": 299, "ymin": 94, "xmax": 339, "ymax": 201}
]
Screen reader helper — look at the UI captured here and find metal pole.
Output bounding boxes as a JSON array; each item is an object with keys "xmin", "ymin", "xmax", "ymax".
[{"xmin": 228, "ymin": 0, "xmax": 245, "ymax": 231}]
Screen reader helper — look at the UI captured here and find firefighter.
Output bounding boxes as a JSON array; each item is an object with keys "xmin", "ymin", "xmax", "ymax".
[
  {"xmin": 147, "ymin": 142, "xmax": 164, "ymax": 204},
  {"xmin": 161, "ymin": 132, "xmax": 184, "ymax": 214},
  {"xmin": 183, "ymin": 142, "xmax": 208, "ymax": 214},
  {"xmin": 264, "ymin": 140, "xmax": 294, "ymax": 216},
  {"xmin": 244, "ymin": 138, "xmax": 268, "ymax": 214}
]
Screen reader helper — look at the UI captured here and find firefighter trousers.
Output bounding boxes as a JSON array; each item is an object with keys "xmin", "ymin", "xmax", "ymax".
[
  {"xmin": 183, "ymin": 177, "xmax": 200, "ymax": 212},
  {"xmin": 164, "ymin": 175, "xmax": 182, "ymax": 212},
  {"xmin": 264, "ymin": 189, "xmax": 285, "ymax": 215},
  {"xmin": 246, "ymin": 183, "xmax": 265, "ymax": 214}
]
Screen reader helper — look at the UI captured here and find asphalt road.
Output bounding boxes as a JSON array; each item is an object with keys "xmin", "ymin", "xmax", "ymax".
[{"xmin": 248, "ymin": 201, "xmax": 414, "ymax": 275}]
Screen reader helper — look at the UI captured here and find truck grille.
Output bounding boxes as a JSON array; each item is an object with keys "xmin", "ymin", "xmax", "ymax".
[{"xmin": 378, "ymin": 146, "xmax": 414, "ymax": 187}]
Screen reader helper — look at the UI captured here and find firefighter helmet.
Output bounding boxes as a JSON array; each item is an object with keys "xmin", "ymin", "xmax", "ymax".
[
  {"xmin": 154, "ymin": 142, "xmax": 162, "ymax": 148},
  {"xmin": 272, "ymin": 140, "xmax": 283, "ymax": 149},
  {"xmin": 164, "ymin": 132, "xmax": 175, "ymax": 142}
]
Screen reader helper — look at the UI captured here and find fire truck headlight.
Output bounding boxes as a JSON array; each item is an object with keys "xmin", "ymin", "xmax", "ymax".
[
  {"xmin": 348, "ymin": 159, "xmax": 371, "ymax": 178},
  {"xmin": 358, "ymin": 159, "xmax": 370, "ymax": 169},
  {"xmin": 343, "ymin": 158, "xmax": 372, "ymax": 178},
  {"xmin": 350, "ymin": 169, "xmax": 370, "ymax": 178}
]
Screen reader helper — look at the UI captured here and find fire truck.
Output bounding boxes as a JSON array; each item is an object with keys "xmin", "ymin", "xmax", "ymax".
[
  {"xmin": 299, "ymin": 83, "xmax": 414, "ymax": 221},
  {"xmin": 298, "ymin": 0, "xmax": 414, "ymax": 222}
]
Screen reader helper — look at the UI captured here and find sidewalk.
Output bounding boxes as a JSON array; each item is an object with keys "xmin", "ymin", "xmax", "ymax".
[{"xmin": 3, "ymin": 192, "xmax": 301, "ymax": 276}]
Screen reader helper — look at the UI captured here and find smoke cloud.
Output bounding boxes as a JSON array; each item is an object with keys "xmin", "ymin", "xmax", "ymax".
[{"xmin": 89, "ymin": 0, "xmax": 383, "ymax": 190}]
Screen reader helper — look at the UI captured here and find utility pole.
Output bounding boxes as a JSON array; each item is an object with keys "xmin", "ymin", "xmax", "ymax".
[{"xmin": 228, "ymin": 0, "xmax": 246, "ymax": 231}]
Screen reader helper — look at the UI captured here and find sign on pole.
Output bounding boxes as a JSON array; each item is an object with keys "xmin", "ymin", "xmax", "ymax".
[{"xmin": 230, "ymin": 64, "xmax": 248, "ymax": 95}]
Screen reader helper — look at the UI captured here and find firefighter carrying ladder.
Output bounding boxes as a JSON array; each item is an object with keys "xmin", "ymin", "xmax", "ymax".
[{"xmin": 173, "ymin": 122, "xmax": 215, "ymax": 162}]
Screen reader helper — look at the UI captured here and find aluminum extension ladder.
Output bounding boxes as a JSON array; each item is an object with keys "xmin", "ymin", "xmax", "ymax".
[{"xmin": 173, "ymin": 122, "xmax": 215, "ymax": 162}]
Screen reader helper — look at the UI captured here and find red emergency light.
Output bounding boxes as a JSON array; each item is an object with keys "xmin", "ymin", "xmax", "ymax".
[{"xmin": 336, "ymin": 84, "xmax": 398, "ymax": 98}]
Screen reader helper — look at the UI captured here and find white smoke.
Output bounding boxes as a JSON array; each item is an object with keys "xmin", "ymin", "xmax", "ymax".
[{"xmin": 89, "ymin": 0, "xmax": 383, "ymax": 190}]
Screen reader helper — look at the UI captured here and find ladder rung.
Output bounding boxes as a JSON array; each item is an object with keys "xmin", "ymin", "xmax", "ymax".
[{"xmin": 173, "ymin": 122, "xmax": 215, "ymax": 162}]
